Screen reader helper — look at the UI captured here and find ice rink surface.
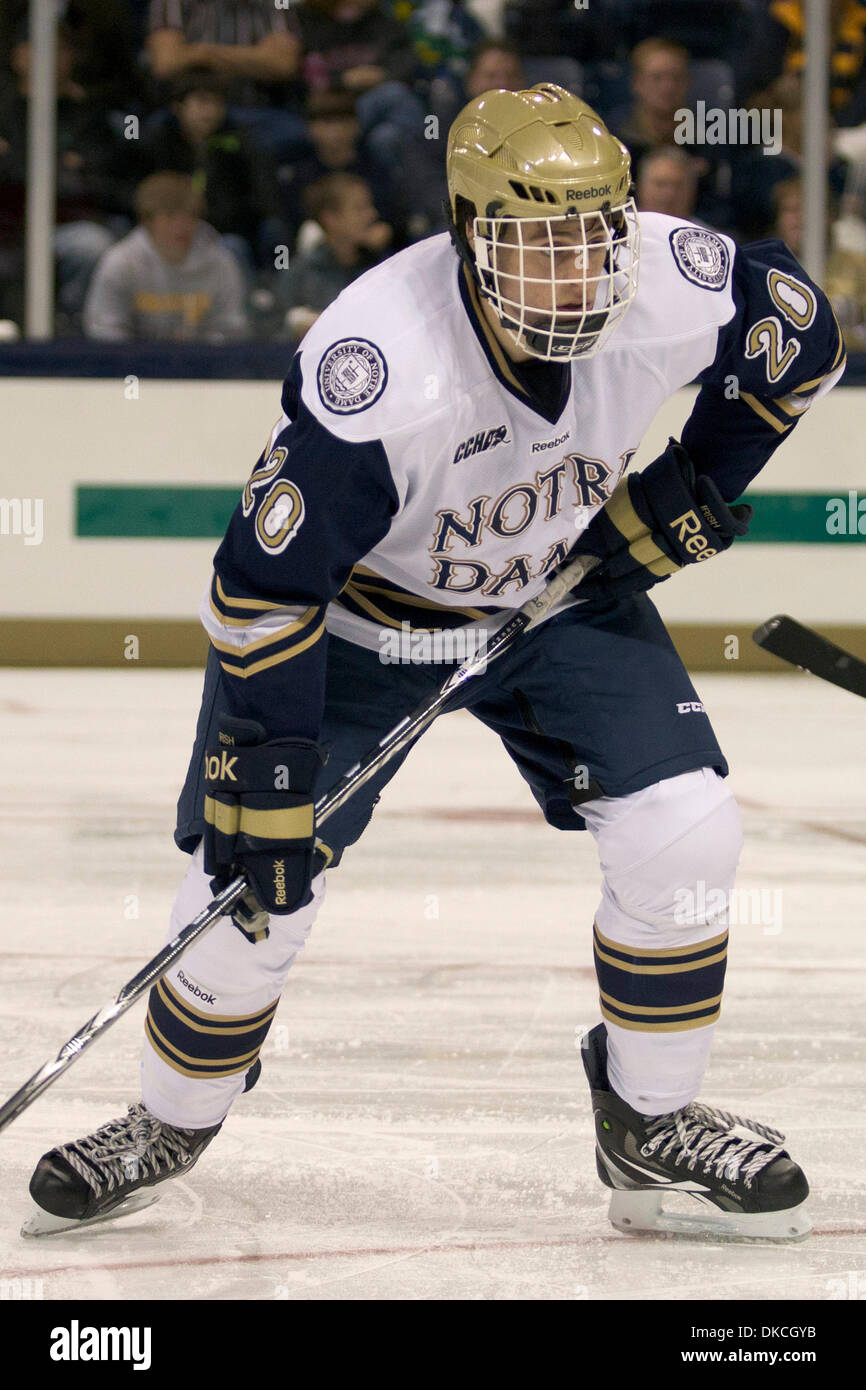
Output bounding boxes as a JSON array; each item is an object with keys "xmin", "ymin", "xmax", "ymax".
[{"xmin": 0, "ymin": 668, "xmax": 864, "ymax": 1302}]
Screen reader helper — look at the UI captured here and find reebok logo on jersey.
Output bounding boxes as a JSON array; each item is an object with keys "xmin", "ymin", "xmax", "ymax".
[
  {"xmin": 531, "ymin": 431, "xmax": 571, "ymax": 454},
  {"xmin": 452, "ymin": 425, "xmax": 510, "ymax": 464},
  {"xmin": 177, "ymin": 970, "xmax": 216, "ymax": 1005}
]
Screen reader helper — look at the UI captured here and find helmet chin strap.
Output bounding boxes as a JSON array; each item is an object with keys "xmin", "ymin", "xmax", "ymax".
[{"xmin": 497, "ymin": 306, "xmax": 611, "ymax": 360}]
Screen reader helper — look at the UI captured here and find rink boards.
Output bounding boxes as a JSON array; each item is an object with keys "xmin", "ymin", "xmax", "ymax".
[{"xmin": 0, "ymin": 375, "xmax": 863, "ymax": 669}]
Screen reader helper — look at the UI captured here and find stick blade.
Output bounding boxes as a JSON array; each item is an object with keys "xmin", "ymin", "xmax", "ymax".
[{"xmin": 752, "ymin": 615, "xmax": 866, "ymax": 698}]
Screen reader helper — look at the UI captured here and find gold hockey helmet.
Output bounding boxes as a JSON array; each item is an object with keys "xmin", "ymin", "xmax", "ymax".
[{"xmin": 446, "ymin": 84, "xmax": 640, "ymax": 360}]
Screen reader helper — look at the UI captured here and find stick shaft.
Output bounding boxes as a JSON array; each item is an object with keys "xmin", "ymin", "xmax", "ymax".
[
  {"xmin": 0, "ymin": 554, "xmax": 597, "ymax": 1135},
  {"xmin": 317, "ymin": 552, "xmax": 597, "ymax": 823},
  {"xmin": 0, "ymin": 877, "xmax": 248, "ymax": 1133}
]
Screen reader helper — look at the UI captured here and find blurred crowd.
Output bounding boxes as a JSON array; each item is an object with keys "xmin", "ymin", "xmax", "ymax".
[{"xmin": 3, "ymin": 0, "xmax": 866, "ymax": 348}]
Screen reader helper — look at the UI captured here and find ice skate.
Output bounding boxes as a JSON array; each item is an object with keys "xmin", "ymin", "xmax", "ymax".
[
  {"xmin": 22, "ymin": 1102, "xmax": 223, "ymax": 1237},
  {"xmin": 581, "ymin": 1023, "xmax": 811, "ymax": 1241}
]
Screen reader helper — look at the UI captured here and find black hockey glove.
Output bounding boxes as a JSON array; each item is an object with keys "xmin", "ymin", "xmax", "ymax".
[
  {"xmin": 570, "ymin": 440, "xmax": 752, "ymax": 602},
  {"xmin": 203, "ymin": 716, "xmax": 326, "ymax": 916}
]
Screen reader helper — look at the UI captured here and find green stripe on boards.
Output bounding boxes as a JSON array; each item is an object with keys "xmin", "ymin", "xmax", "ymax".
[
  {"xmin": 739, "ymin": 491, "xmax": 866, "ymax": 544},
  {"xmin": 74, "ymin": 487, "xmax": 866, "ymax": 541},
  {"xmin": 76, "ymin": 486, "xmax": 239, "ymax": 538}
]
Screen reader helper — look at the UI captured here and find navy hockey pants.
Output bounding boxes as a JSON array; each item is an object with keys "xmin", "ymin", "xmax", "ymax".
[{"xmin": 176, "ymin": 592, "xmax": 727, "ymax": 866}]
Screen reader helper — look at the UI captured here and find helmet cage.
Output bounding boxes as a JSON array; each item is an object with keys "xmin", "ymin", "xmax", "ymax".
[{"xmin": 469, "ymin": 200, "xmax": 641, "ymax": 361}]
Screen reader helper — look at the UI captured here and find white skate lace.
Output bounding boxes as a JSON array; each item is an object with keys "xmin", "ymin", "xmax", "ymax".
[
  {"xmin": 640, "ymin": 1103, "xmax": 786, "ymax": 1189},
  {"xmin": 56, "ymin": 1104, "xmax": 194, "ymax": 1197}
]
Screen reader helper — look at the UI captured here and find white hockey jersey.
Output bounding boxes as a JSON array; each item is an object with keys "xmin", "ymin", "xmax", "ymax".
[{"xmin": 203, "ymin": 213, "xmax": 844, "ymax": 737}]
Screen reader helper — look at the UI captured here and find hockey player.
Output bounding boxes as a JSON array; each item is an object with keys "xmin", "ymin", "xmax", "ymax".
[{"xmin": 25, "ymin": 85, "xmax": 844, "ymax": 1240}]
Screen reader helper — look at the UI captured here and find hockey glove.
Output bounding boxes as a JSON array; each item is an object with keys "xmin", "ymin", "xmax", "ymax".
[
  {"xmin": 570, "ymin": 440, "xmax": 752, "ymax": 602},
  {"xmin": 203, "ymin": 716, "xmax": 326, "ymax": 916}
]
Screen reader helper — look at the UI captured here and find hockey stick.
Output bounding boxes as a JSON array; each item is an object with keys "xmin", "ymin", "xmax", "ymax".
[
  {"xmin": 0, "ymin": 553, "xmax": 599, "ymax": 1135},
  {"xmin": 752, "ymin": 615, "xmax": 866, "ymax": 699}
]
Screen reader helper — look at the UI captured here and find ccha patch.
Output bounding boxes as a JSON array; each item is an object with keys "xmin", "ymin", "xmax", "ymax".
[
  {"xmin": 317, "ymin": 339, "xmax": 388, "ymax": 414},
  {"xmin": 669, "ymin": 227, "xmax": 730, "ymax": 292}
]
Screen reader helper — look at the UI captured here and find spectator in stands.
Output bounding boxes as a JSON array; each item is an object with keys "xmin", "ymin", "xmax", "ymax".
[
  {"xmin": 610, "ymin": 37, "xmax": 733, "ymax": 232},
  {"xmin": 738, "ymin": 0, "xmax": 866, "ymax": 127},
  {"xmin": 635, "ymin": 145, "xmax": 698, "ymax": 220},
  {"xmin": 772, "ymin": 177, "xmax": 805, "ymax": 257},
  {"xmin": 503, "ymin": 0, "xmax": 620, "ymax": 62},
  {"xmin": 463, "ymin": 0, "xmax": 505, "ymax": 37},
  {"xmin": 83, "ymin": 172, "xmax": 248, "ymax": 340},
  {"xmin": 465, "ymin": 36, "xmax": 524, "ymax": 98},
  {"xmin": 626, "ymin": 0, "xmax": 745, "ymax": 64},
  {"xmin": 146, "ymin": 1, "xmax": 305, "ymax": 159},
  {"xmin": 277, "ymin": 90, "xmax": 406, "ymax": 250},
  {"xmin": 0, "ymin": 19, "xmax": 129, "ymax": 333},
  {"xmin": 609, "ymin": 37, "xmax": 691, "ymax": 157},
  {"xmin": 394, "ymin": 0, "xmax": 485, "ymax": 97},
  {"xmin": 295, "ymin": 0, "xmax": 418, "ymax": 95},
  {"xmin": 770, "ymin": 174, "xmax": 866, "ymax": 349},
  {"xmin": 826, "ymin": 242, "xmax": 866, "ymax": 351},
  {"xmin": 430, "ymin": 37, "xmax": 525, "ymax": 127},
  {"xmin": 131, "ymin": 69, "xmax": 287, "ymax": 274},
  {"xmin": 293, "ymin": 0, "xmax": 443, "ymax": 232},
  {"xmin": 730, "ymin": 73, "xmax": 849, "ymax": 239},
  {"xmin": 276, "ymin": 170, "xmax": 392, "ymax": 340},
  {"xmin": 0, "ymin": 0, "xmax": 140, "ymax": 113}
]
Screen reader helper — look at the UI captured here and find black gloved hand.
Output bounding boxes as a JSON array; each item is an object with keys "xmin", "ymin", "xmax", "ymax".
[
  {"xmin": 569, "ymin": 439, "xmax": 752, "ymax": 602},
  {"xmin": 202, "ymin": 716, "xmax": 326, "ymax": 916}
]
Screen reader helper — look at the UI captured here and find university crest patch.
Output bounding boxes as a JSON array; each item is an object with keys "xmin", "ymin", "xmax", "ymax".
[
  {"xmin": 669, "ymin": 227, "xmax": 730, "ymax": 291},
  {"xmin": 317, "ymin": 339, "xmax": 388, "ymax": 414}
]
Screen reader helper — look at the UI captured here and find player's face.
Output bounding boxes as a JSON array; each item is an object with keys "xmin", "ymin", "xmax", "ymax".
[
  {"xmin": 490, "ymin": 214, "xmax": 611, "ymax": 324},
  {"xmin": 464, "ymin": 201, "xmax": 639, "ymax": 361}
]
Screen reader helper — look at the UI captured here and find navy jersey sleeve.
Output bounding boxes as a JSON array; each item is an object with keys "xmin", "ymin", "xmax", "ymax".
[
  {"xmin": 680, "ymin": 239, "xmax": 846, "ymax": 500},
  {"xmin": 203, "ymin": 352, "xmax": 399, "ymax": 740}
]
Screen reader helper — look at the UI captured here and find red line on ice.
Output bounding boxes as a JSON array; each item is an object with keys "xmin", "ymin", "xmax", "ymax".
[
  {"xmin": 10, "ymin": 1231, "xmax": 625, "ymax": 1278},
  {"xmin": 389, "ymin": 803, "xmax": 866, "ymax": 845},
  {"xmin": 10, "ymin": 1227, "xmax": 865, "ymax": 1280}
]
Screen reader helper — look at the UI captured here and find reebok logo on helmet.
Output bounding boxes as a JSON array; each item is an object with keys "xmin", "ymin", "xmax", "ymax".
[{"xmin": 567, "ymin": 185, "xmax": 612, "ymax": 200}]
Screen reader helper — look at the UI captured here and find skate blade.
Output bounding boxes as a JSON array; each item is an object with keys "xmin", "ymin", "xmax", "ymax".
[
  {"xmin": 20, "ymin": 1189, "xmax": 161, "ymax": 1238},
  {"xmin": 608, "ymin": 1190, "xmax": 812, "ymax": 1243}
]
